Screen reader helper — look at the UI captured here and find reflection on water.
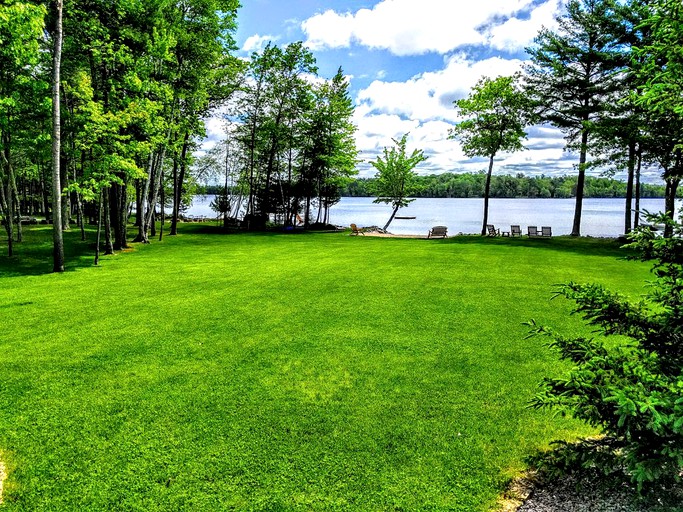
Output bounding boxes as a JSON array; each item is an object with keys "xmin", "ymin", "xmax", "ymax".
[{"xmin": 187, "ymin": 196, "xmax": 681, "ymax": 237}]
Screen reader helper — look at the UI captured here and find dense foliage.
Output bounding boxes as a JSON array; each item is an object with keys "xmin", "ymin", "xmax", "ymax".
[
  {"xmin": 528, "ymin": 211, "xmax": 683, "ymax": 488},
  {"xmin": 341, "ymin": 173, "xmax": 674, "ymax": 199},
  {"xmin": 0, "ymin": 2, "xmax": 359, "ymax": 266}
]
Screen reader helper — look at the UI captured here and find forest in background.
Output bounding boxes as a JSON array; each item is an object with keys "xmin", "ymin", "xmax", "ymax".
[
  {"xmin": 204, "ymin": 173, "xmax": 674, "ymax": 199},
  {"xmin": 339, "ymin": 173, "xmax": 675, "ymax": 199}
]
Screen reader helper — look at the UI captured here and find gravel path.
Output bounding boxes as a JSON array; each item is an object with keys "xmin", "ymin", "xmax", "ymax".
[{"xmin": 515, "ymin": 471, "xmax": 683, "ymax": 512}]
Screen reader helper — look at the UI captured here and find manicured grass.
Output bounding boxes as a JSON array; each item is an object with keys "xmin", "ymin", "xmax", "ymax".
[{"xmin": 0, "ymin": 225, "xmax": 652, "ymax": 511}]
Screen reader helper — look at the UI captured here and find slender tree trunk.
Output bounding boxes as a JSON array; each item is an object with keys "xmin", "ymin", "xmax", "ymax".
[
  {"xmin": 76, "ymin": 157, "xmax": 85, "ymax": 240},
  {"xmin": 109, "ymin": 182, "xmax": 128, "ymax": 250},
  {"xmin": 51, "ymin": 0, "xmax": 64, "ymax": 271},
  {"xmin": 634, "ymin": 147, "xmax": 642, "ymax": 229},
  {"xmin": 170, "ymin": 151, "xmax": 178, "ymax": 235},
  {"xmin": 159, "ymin": 168, "xmax": 164, "ymax": 241},
  {"xmin": 103, "ymin": 188, "xmax": 113, "ymax": 255},
  {"xmin": 481, "ymin": 153, "xmax": 495, "ymax": 236},
  {"xmin": 95, "ymin": 189, "xmax": 102, "ymax": 265},
  {"xmin": 664, "ymin": 177, "xmax": 679, "ymax": 238},
  {"xmin": 0, "ymin": 177, "xmax": 13, "ymax": 257},
  {"xmin": 624, "ymin": 140, "xmax": 636, "ymax": 235},
  {"xmin": 171, "ymin": 132, "xmax": 189, "ymax": 235},
  {"xmin": 41, "ymin": 162, "xmax": 50, "ymax": 219},
  {"xmin": 383, "ymin": 204, "xmax": 400, "ymax": 232},
  {"xmin": 60, "ymin": 154, "xmax": 70, "ymax": 231},
  {"xmin": 145, "ymin": 149, "xmax": 165, "ymax": 235},
  {"xmin": 571, "ymin": 128, "xmax": 589, "ymax": 237},
  {"xmin": 133, "ymin": 152, "xmax": 154, "ymax": 243},
  {"xmin": 11, "ymin": 169, "xmax": 22, "ymax": 243},
  {"xmin": 304, "ymin": 194, "xmax": 311, "ymax": 229}
]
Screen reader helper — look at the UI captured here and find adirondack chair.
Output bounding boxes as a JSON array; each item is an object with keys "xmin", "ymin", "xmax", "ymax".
[
  {"xmin": 350, "ymin": 223, "xmax": 364, "ymax": 235},
  {"xmin": 511, "ymin": 225, "xmax": 522, "ymax": 237},
  {"xmin": 486, "ymin": 224, "xmax": 500, "ymax": 236},
  {"xmin": 528, "ymin": 226, "xmax": 540, "ymax": 237},
  {"xmin": 541, "ymin": 226, "xmax": 552, "ymax": 237},
  {"xmin": 428, "ymin": 226, "xmax": 448, "ymax": 238}
]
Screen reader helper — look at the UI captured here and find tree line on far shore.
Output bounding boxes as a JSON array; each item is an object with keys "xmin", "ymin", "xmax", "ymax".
[
  {"xmin": 338, "ymin": 173, "xmax": 676, "ymax": 200},
  {"xmin": 203, "ymin": 172, "xmax": 676, "ymax": 200}
]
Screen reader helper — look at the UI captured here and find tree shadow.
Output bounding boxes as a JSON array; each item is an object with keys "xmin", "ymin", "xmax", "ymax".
[
  {"xmin": 0, "ymin": 225, "xmax": 104, "ymax": 277},
  {"xmin": 441, "ymin": 234, "xmax": 635, "ymax": 259}
]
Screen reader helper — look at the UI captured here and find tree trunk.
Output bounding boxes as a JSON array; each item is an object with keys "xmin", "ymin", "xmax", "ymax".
[
  {"xmin": 664, "ymin": 178, "xmax": 679, "ymax": 238},
  {"xmin": 51, "ymin": 0, "xmax": 65, "ymax": 272},
  {"xmin": 170, "ymin": 132, "xmax": 189, "ymax": 235},
  {"xmin": 481, "ymin": 153, "xmax": 495, "ymax": 236},
  {"xmin": 60, "ymin": 153, "xmax": 70, "ymax": 231},
  {"xmin": 133, "ymin": 152, "xmax": 154, "ymax": 243},
  {"xmin": 76, "ymin": 157, "xmax": 85, "ymax": 240},
  {"xmin": 41, "ymin": 161, "xmax": 50, "ymax": 220},
  {"xmin": 0, "ymin": 176, "xmax": 13, "ymax": 257},
  {"xmin": 103, "ymin": 188, "xmax": 114, "ymax": 255},
  {"xmin": 383, "ymin": 204, "xmax": 400, "ymax": 232},
  {"xmin": 170, "ymin": 151, "xmax": 178, "ymax": 235},
  {"xmin": 624, "ymin": 140, "xmax": 636, "ymax": 235},
  {"xmin": 11, "ymin": 165, "xmax": 22, "ymax": 243},
  {"xmin": 571, "ymin": 128, "xmax": 589, "ymax": 237},
  {"xmin": 159, "ymin": 168, "xmax": 164, "ymax": 241},
  {"xmin": 109, "ymin": 182, "xmax": 128, "ymax": 250},
  {"xmin": 145, "ymin": 149, "xmax": 165, "ymax": 236},
  {"xmin": 95, "ymin": 189, "xmax": 102, "ymax": 265},
  {"xmin": 634, "ymin": 147, "xmax": 642, "ymax": 229}
]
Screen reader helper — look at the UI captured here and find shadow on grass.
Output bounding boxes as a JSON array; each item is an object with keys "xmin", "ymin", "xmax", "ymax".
[
  {"xmin": 1, "ymin": 223, "xmax": 637, "ymax": 277},
  {"xmin": 0, "ymin": 225, "xmax": 104, "ymax": 277},
  {"xmin": 440, "ymin": 234, "xmax": 635, "ymax": 259}
]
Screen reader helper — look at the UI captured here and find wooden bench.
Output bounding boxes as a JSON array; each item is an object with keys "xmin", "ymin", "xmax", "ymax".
[{"xmin": 428, "ymin": 226, "xmax": 448, "ymax": 238}]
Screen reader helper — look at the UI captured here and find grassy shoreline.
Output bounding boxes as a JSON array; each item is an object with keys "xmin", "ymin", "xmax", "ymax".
[{"xmin": 0, "ymin": 225, "xmax": 651, "ymax": 510}]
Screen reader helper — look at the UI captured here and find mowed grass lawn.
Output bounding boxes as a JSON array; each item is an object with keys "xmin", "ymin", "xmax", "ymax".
[{"xmin": 0, "ymin": 225, "xmax": 652, "ymax": 511}]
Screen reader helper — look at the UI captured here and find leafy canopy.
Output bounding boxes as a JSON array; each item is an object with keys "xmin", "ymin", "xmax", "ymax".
[
  {"xmin": 449, "ymin": 74, "xmax": 528, "ymax": 159},
  {"xmin": 370, "ymin": 133, "xmax": 427, "ymax": 210}
]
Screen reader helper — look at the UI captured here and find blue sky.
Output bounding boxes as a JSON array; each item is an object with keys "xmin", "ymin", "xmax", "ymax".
[{"xmin": 213, "ymin": 0, "xmax": 630, "ymax": 180}]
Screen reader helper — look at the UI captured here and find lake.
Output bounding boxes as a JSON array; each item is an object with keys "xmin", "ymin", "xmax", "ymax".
[{"xmin": 187, "ymin": 196, "xmax": 681, "ymax": 237}]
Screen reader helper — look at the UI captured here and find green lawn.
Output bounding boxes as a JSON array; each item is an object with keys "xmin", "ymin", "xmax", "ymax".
[{"xmin": 0, "ymin": 225, "xmax": 652, "ymax": 511}]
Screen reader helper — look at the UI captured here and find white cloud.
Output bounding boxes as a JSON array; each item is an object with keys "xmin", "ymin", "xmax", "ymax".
[
  {"xmin": 301, "ymin": 0, "xmax": 561, "ymax": 55},
  {"xmin": 351, "ymin": 55, "xmax": 573, "ymax": 177},
  {"xmin": 485, "ymin": 0, "xmax": 561, "ymax": 52},
  {"xmin": 357, "ymin": 54, "xmax": 526, "ymax": 122},
  {"xmin": 241, "ymin": 34, "xmax": 279, "ymax": 53}
]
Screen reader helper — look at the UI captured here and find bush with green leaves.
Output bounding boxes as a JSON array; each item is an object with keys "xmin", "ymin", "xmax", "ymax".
[{"xmin": 528, "ymin": 211, "xmax": 683, "ymax": 489}]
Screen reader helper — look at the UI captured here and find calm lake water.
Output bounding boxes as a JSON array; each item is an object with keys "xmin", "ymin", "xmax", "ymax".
[{"xmin": 188, "ymin": 196, "xmax": 681, "ymax": 237}]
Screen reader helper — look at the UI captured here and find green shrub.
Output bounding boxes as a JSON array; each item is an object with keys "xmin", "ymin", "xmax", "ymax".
[{"xmin": 528, "ymin": 211, "xmax": 683, "ymax": 489}]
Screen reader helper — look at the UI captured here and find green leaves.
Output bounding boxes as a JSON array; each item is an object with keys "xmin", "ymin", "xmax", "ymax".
[
  {"xmin": 370, "ymin": 133, "xmax": 427, "ymax": 210},
  {"xmin": 449, "ymin": 74, "xmax": 529, "ymax": 159}
]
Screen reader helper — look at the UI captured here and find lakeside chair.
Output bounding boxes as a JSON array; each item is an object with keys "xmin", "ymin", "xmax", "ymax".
[
  {"xmin": 511, "ymin": 225, "xmax": 522, "ymax": 237},
  {"xmin": 541, "ymin": 226, "xmax": 552, "ymax": 237},
  {"xmin": 428, "ymin": 226, "xmax": 448, "ymax": 238},
  {"xmin": 528, "ymin": 226, "xmax": 540, "ymax": 237},
  {"xmin": 486, "ymin": 224, "xmax": 500, "ymax": 236},
  {"xmin": 350, "ymin": 223, "xmax": 365, "ymax": 235}
]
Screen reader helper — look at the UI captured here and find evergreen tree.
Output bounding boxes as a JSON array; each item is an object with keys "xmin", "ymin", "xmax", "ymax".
[{"xmin": 525, "ymin": 0, "xmax": 624, "ymax": 236}]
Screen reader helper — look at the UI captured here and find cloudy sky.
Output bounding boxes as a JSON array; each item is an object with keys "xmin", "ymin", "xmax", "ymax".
[{"xmin": 226, "ymin": 0, "xmax": 585, "ymax": 179}]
